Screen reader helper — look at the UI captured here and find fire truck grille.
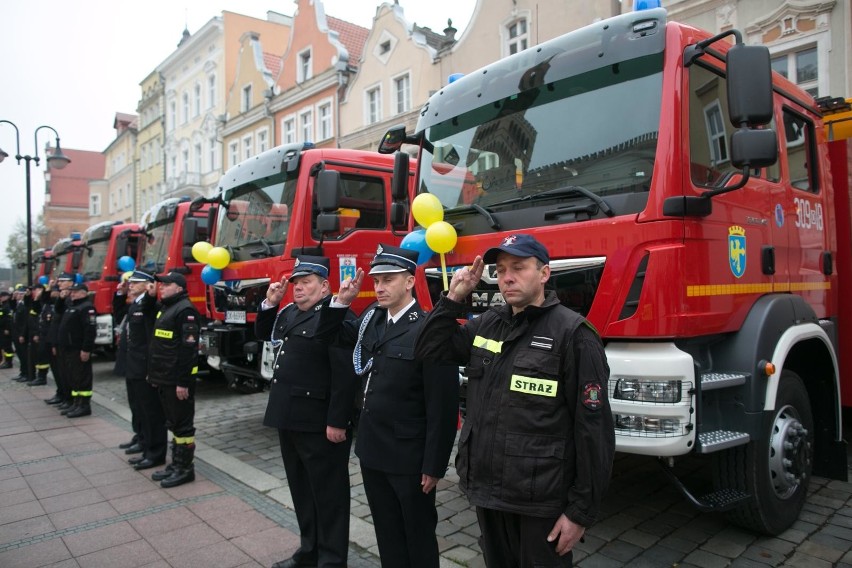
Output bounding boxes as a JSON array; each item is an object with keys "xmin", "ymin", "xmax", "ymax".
[{"xmin": 212, "ymin": 281, "xmax": 269, "ymax": 314}]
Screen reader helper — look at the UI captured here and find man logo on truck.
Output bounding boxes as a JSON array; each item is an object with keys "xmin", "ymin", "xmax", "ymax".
[{"xmin": 728, "ymin": 225, "xmax": 746, "ymax": 278}]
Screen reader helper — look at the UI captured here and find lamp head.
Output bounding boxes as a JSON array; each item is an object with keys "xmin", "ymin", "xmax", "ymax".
[
  {"xmin": 0, "ymin": 148, "xmax": 7, "ymax": 163},
  {"xmin": 46, "ymin": 141, "xmax": 70, "ymax": 170}
]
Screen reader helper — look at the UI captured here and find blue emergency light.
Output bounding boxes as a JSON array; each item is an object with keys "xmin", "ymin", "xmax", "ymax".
[{"xmin": 635, "ymin": 0, "xmax": 662, "ymax": 9}]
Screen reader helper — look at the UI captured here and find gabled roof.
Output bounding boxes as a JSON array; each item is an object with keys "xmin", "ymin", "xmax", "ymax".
[
  {"xmin": 263, "ymin": 51, "xmax": 282, "ymax": 78},
  {"xmin": 45, "ymin": 148, "xmax": 105, "ymax": 208},
  {"xmin": 414, "ymin": 22, "xmax": 456, "ymax": 52},
  {"xmin": 327, "ymin": 16, "xmax": 369, "ymax": 67}
]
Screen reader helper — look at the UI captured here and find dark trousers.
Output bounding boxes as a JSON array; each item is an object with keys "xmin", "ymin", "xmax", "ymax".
[
  {"xmin": 361, "ymin": 465, "xmax": 439, "ymax": 568},
  {"xmin": 475, "ymin": 507, "xmax": 574, "ymax": 568},
  {"xmin": 130, "ymin": 379, "xmax": 167, "ymax": 462},
  {"xmin": 16, "ymin": 338, "xmax": 29, "ymax": 379},
  {"xmin": 60, "ymin": 349, "xmax": 93, "ymax": 396},
  {"xmin": 279, "ymin": 429, "xmax": 352, "ymax": 568},
  {"xmin": 51, "ymin": 346, "xmax": 70, "ymax": 399},
  {"xmin": 158, "ymin": 383, "xmax": 195, "ymax": 438},
  {"xmin": 34, "ymin": 340, "xmax": 50, "ymax": 378},
  {"xmin": 125, "ymin": 376, "xmax": 143, "ymax": 441}
]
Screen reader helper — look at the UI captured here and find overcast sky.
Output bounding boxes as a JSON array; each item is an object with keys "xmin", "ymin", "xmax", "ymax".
[{"xmin": 0, "ymin": 0, "xmax": 475, "ymax": 266}]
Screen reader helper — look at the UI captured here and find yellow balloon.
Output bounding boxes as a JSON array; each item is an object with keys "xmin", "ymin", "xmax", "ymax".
[
  {"xmin": 121, "ymin": 271, "xmax": 133, "ymax": 282},
  {"xmin": 425, "ymin": 221, "xmax": 457, "ymax": 254},
  {"xmin": 412, "ymin": 193, "xmax": 443, "ymax": 228},
  {"xmin": 191, "ymin": 241, "xmax": 213, "ymax": 264},
  {"xmin": 207, "ymin": 246, "xmax": 231, "ymax": 269}
]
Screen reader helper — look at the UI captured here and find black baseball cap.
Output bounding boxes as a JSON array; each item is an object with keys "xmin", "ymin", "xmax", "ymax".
[
  {"xmin": 155, "ymin": 272, "xmax": 187, "ymax": 288},
  {"xmin": 483, "ymin": 234, "xmax": 550, "ymax": 265},
  {"xmin": 70, "ymin": 283, "xmax": 89, "ymax": 292},
  {"xmin": 0, "ymin": 290, "xmax": 10, "ymax": 297},
  {"xmin": 57, "ymin": 272, "xmax": 74, "ymax": 281},
  {"xmin": 289, "ymin": 256, "xmax": 330, "ymax": 281},
  {"xmin": 369, "ymin": 244, "xmax": 418, "ymax": 275}
]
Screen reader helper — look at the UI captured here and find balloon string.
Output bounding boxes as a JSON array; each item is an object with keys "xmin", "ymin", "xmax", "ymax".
[{"xmin": 441, "ymin": 253, "xmax": 449, "ymax": 291}]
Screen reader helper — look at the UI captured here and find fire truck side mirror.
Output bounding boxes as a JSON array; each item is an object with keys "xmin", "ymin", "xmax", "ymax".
[
  {"xmin": 316, "ymin": 170, "xmax": 342, "ymax": 212},
  {"xmin": 392, "ymin": 152, "xmax": 409, "ymax": 201},
  {"xmin": 71, "ymin": 249, "xmax": 82, "ymax": 270},
  {"xmin": 379, "ymin": 125, "xmax": 408, "ymax": 154},
  {"xmin": 183, "ymin": 218, "xmax": 200, "ymax": 245},
  {"xmin": 730, "ymin": 128, "xmax": 778, "ymax": 169},
  {"xmin": 726, "ymin": 43, "xmax": 773, "ymax": 127}
]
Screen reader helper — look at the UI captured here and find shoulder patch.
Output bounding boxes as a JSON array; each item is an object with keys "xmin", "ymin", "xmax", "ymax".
[{"xmin": 582, "ymin": 382, "xmax": 603, "ymax": 411}]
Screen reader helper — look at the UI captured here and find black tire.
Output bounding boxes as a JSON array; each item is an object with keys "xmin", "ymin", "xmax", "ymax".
[{"xmin": 713, "ymin": 370, "xmax": 813, "ymax": 535}]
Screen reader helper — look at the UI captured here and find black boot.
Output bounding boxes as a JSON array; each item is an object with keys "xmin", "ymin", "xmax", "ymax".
[
  {"xmin": 0, "ymin": 358, "xmax": 12, "ymax": 369},
  {"xmin": 66, "ymin": 398, "xmax": 92, "ymax": 418},
  {"xmin": 27, "ymin": 376, "xmax": 47, "ymax": 386},
  {"xmin": 60, "ymin": 397, "xmax": 78, "ymax": 415},
  {"xmin": 160, "ymin": 443, "xmax": 195, "ymax": 488},
  {"xmin": 152, "ymin": 441, "xmax": 177, "ymax": 482},
  {"xmin": 45, "ymin": 393, "xmax": 63, "ymax": 405}
]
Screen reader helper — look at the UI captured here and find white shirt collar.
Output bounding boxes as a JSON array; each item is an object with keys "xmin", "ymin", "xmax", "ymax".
[{"xmin": 386, "ymin": 298, "xmax": 416, "ymax": 325}]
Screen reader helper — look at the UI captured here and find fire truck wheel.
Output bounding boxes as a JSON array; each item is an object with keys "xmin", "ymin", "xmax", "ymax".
[{"xmin": 713, "ymin": 370, "xmax": 813, "ymax": 535}]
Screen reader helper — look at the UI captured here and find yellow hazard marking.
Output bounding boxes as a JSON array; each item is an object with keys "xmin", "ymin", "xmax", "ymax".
[
  {"xmin": 191, "ymin": 366, "xmax": 198, "ymax": 375},
  {"xmin": 154, "ymin": 329, "xmax": 174, "ymax": 339},
  {"xmin": 687, "ymin": 281, "xmax": 830, "ymax": 297},
  {"xmin": 473, "ymin": 335, "xmax": 503, "ymax": 353},
  {"xmin": 189, "ymin": 296, "xmax": 206, "ymax": 303},
  {"xmin": 510, "ymin": 375, "xmax": 558, "ymax": 397},
  {"xmin": 174, "ymin": 436, "xmax": 195, "ymax": 444}
]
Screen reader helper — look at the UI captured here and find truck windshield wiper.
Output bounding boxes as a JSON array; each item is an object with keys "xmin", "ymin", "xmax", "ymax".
[
  {"xmin": 444, "ymin": 203, "xmax": 502, "ymax": 231},
  {"xmin": 487, "ymin": 185, "xmax": 615, "ymax": 217},
  {"xmin": 242, "ymin": 238, "xmax": 274, "ymax": 258}
]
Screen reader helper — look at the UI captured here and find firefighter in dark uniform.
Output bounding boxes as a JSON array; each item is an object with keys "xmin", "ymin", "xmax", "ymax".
[
  {"xmin": 56, "ymin": 282, "xmax": 97, "ymax": 418},
  {"xmin": 113, "ymin": 276, "xmax": 144, "ymax": 455},
  {"xmin": 256, "ymin": 256, "xmax": 360, "ymax": 568},
  {"xmin": 27, "ymin": 283, "xmax": 51, "ymax": 386},
  {"xmin": 0, "ymin": 290, "xmax": 14, "ymax": 369},
  {"xmin": 12, "ymin": 286, "xmax": 29, "ymax": 381},
  {"xmin": 318, "ymin": 245, "xmax": 459, "ymax": 568},
  {"xmin": 123, "ymin": 271, "xmax": 168, "ymax": 471},
  {"xmin": 147, "ymin": 271, "xmax": 200, "ymax": 488},
  {"xmin": 415, "ymin": 234, "xmax": 615, "ymax": 568},
  {"xmin": 49, "ymin": 274, "xmax": 76, "ymax": 408},
  {"xmin": 43, "ymin": 285, "xmax": 66, "ymax": 404}
]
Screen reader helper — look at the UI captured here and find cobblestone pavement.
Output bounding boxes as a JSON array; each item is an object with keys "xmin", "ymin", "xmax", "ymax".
[{"xmin": 13, "ymin": 360, "xmax": 852, "ymax": 567}]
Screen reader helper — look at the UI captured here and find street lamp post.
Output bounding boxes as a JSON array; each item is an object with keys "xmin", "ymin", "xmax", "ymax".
[{"xmin": 0, "ymin": 120, "xmax": 71, "ymax": 381}]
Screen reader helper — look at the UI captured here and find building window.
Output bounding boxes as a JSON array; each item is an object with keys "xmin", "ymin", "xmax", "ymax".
[
  {"xmin": 394, "ymin": 74, "xmax": 411, "ymax": 115},
  {"xmin": 298, "ymin": 48, "xmax": 312, "ymax": 83},
  {"xmin": 318, "ymin": 103, "xmax": 332, "ymax": 140},
  {"xmin": 229, "ymin": 141, "xmax": 239, "ymax": 168},
  {"xmin": 257, "ymin": 129, "xmax": 269, "ymax": 153},
  {"xmin": 182, "ymin": 92, "xmax": 189, "ymax": 124},
  {"xmin": 169, "ymin": 101, "xmax": 176, "ymax": 131},
  {"xmin": 366, "ymin": 86, "xmax": 381, "ymax": 124},
  {"xmin": 208, "ymin": 74, "xmax": 216, "ymax": 108},
  {"xmin": 242, "ymin": 85, "xmax": 253, "ymax": 113},
  {"xmin": 90, "ymin": 194, "xmax": 100, "ymax": 216},
  {"xmin": 154, "ymin": 139, "xmax": 161, "ymax": 164},
  {"xmin": 182, "ymin": 149, "xmax": 189, "ymax": 172},
  {"xmin": 300, "ymin": 110, "xmax": 313, "ymax": 143},
  {"xmin": 243, "ymin": 135, "xmax": 253, "ymax": 160},
  {"xmin": 283, "ymin": 117, "xmax": 295, "ymax": 144},
  {"xmin": 209, "ymin": 137, "xmax": 216, "ymax": 171},
  {"xmin": 507, "ymin": 19, "xmax": 528, "ymax": 55},
  {"xmin": 703, "ymin": 100, "xmax": 728, "ymax": 166},
  {"xmin": 772, "ymin": 47, "xmax": 819, "ymax": 97},
  {"xmin": 194, "ymin": 83, "xmax": 201, "ymax": 117},
  {"xmin": 380, "ymin": 40, "xmax": 391, "ymax": 55},
  {"xmin": 194, "ymin": 143, "xmax": 202, "ymax": 172},
  {"xmin": 125, "ymin": 184, "xmax": 132, "ymax": 208}
]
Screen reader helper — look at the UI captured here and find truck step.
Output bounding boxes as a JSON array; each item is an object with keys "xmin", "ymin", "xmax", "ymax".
[
  {"xmin": 699, "ymin": 372, "xmax": 748, "ymax": 391},
  {"xmin": 697, "ymin": 488, "xmax": 752, "ymax": 511},
  {"xmin": 697, "ymin": 430, "xmax": 750, "ymax": 453}
]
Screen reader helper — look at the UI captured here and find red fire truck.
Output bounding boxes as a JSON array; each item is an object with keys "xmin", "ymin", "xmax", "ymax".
[
  {"xmin": 48, "ymin": 234, "xmax": 83, "ymax": 282},
  {"xmin": 79, "ymin": 220, "xmax": 146, "ymax": 347},
  {"xmin": 32, "ymin": 248, "xmax": 55, "ymax": 282},
  {"xmin": 198, "ymin": 143, "xmax": 413, "ymax": 393},
  {"xmin": 137, "ymin": 197, "xmax": 212, "ymax": 316},
  {"xmin": 380, "ymin": 6, "xmax": 848, "ymax": 535}
]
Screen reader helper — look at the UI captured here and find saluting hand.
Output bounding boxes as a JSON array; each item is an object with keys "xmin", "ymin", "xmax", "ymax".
[
  {"xmin": 145, "ymin": 282, "xmax": 157, "ymax": 297},
  {"xmin": 335, "ymin": 268, "xmax": 364, "ymax": 306},
  {"xmin": 266, "ymin": 275, "xmax": 288, "ymax": 306},
  {"xmin": 448, "ymin": 256, "xmax": 485, "ymax": 302}
]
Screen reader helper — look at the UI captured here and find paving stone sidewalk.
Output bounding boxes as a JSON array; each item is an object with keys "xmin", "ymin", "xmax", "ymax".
[{"xmin": 6, "ymin": 361, "xmax": 852, "ymax": 567}]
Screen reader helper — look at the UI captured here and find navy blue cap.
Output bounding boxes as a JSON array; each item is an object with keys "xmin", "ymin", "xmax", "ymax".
[
  {"xmin": 57, "ymin": 272, "xmax": 74, "ymax": 281},
  {"xmin": 128, "ymin": 270, "xmax": 155, "ymax": 283},
  {"xmin": 155, "ymin": 271, "xmax": 187, "ymax": 288},
  {"xmin": 483, "ymin": 234, "xmax": 550, "ymax": 265},
  {"xmin": 70, "ymin": 283, "xmax": 89, "ymax": 292},
  {"xmin": 0, "ymin": 290, "xmax": 10, "ymax": 297},
  {"xmin": 289, "ymin": 256, "xmax": 330, "ymax": 281},
  {"xmin": 369, "ymin": 244, "xmax": 418, "ymax": 275}
]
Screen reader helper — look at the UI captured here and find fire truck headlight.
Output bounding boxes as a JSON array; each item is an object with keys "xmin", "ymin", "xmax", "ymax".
[
  {"xmin": 614, "ymin": 414, "xmax": 681, "ymax": 434},
  {"xmin": 613, "ymin": 377, "xmax": 681, "ymax": 403}
]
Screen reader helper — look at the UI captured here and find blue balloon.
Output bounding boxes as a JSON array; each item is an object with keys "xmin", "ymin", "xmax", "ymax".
[
  {"xmin": 200, "ymin": 265, "xmax": 222, "ymax": 285},
  {"xmin": 400, "ymin": 229, "xmax": 434, "ymax": 265},
  {"xmin": 74, "ymin": 273, "xmax": 84, "ymax": 284},
  {"xmin": 118, "ymin": 255, "xmax": 136, "ymax": 272},
  {"xmin": 38, "ymin": 275, "xmax": 49, "ymax": 285}
]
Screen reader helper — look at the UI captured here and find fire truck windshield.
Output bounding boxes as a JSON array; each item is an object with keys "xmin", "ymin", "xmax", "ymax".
[
  {"xmin": 216, "ymin": 174, "xmax": 296, "ymax": 261},
  {"xmin": 81, "ymin": 239, "xmax": 110, "ymax": 281},
  {"xmin": 420, "ymin": 53, "xmax": 663, "ymax": 234},
  {"xmin": 140, "ymin": 216, "xmax": 175, "ymax": 274}
]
